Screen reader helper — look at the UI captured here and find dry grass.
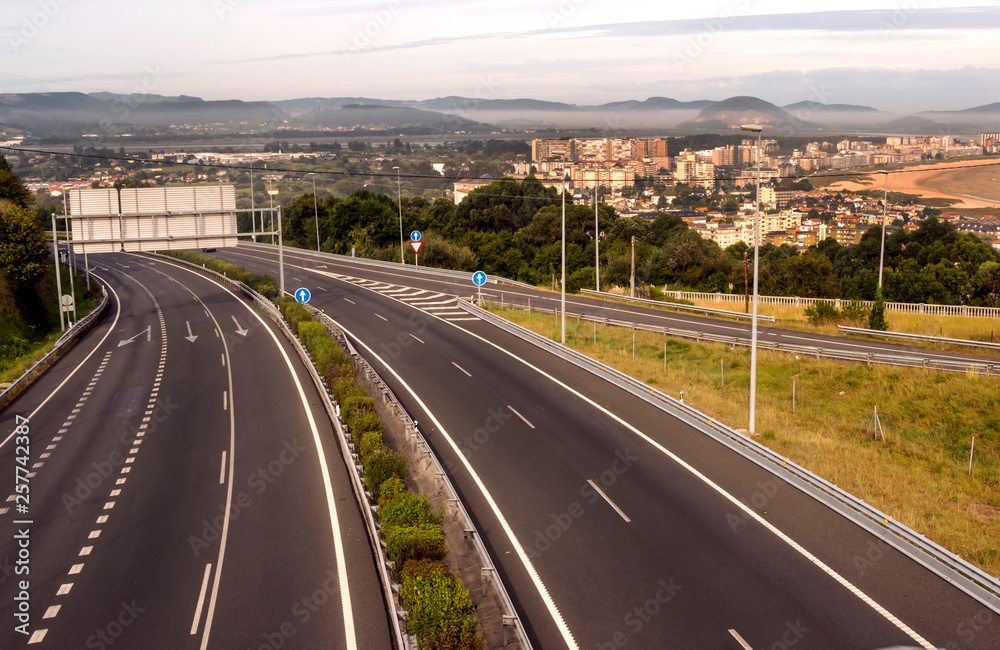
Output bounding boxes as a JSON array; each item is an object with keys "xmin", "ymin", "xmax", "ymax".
[{"xmin": 493, "ymin": 308, "xmax": 1000, "ymax": 579}]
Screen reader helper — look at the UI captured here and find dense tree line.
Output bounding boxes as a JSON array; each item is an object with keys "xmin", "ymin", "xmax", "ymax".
[{"xmin": 277, "ymin": 177, "xmax": 1000, "ymax": 306}]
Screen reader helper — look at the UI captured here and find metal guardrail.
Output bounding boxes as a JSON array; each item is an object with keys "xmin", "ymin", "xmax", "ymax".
[
  {"xmin": 662, "ymin": 289, "xmax": 1000, "ymax": 319},
  {"xmin": 0, "ymin": 278, "xmax": 111, "ymax": 412},
  {"xmin": 580, "ymin": 288, "xmax": 776, "ymax": 322},
  {"xmin": 839, "ymin": 325, "xmax": 1000, "ymax": 352},
  {"xmin": 488, "ymin": 300, "xmax": 1000, "ymax": 377},
  {"xmin": 308, "ymin": 307, "xmax": 532, "ymax": 650},
  {"xmin": 138, "ymin": 252, "xmax": 409, "ymax": 649},
  {"xmin": 461, "ymin": 299, "xmax": 1000, "ymax": 619},
  {"xmin": 238, "ymin": 241, "xmax": 537, "ymax": 290}
]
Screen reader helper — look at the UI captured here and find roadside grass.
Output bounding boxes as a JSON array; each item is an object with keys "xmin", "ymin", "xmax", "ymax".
[{"xmin": 492, "ymin": 307, "xmax": 1000, "ymax": 579}]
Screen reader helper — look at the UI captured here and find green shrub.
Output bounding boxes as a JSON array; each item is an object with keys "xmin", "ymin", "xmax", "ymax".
[
  {"xmin": 358, "ymin": 430, "xmax": 386, "ymax": 458},
  {"xmin": 349, "ymin": 414, "xmax": 383, "ymax": 444},
  {"xmin": 332, "ymin": 378, "xmax": 365, "ymax": 402},
  {"xmin": 386, "ymin": 524, "xmax": 446, "ymax": 567},
  {"xmin": 869, "ymin": 286, "xmax": 888, "ymax": 331},
  {"xmin": 400, "ymin": 559, "xmax": 481, "ymax": 648},
  {"xmin": 363, "ymin": 448, "xmax": 408, "ymax": 500},
  {"xmin": 325, "ymin": 361, "xmax": 353, "ymax": 386},
  {"xmin": 296, "ymin": 319, "xmax": 324, "ymax": 347},
  {"xmin": 381, "ymin": 493, "xmax": 441, "ymax": 529},
  {"xmin": 341, "ymin": 396, "xmax": 376, "ymax": 421},
  {"xmin": 805, "ymin": 300, "xmax": 841, "ymax": 325},
  {"xmin": 377, "ymin": 476, "xmax": 408, "ymax": 506}
]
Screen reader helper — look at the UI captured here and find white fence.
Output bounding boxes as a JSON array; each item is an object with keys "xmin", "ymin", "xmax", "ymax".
[{"xmin": 660, "ymin": 291, "xmax": 1000, "ymax": 319}]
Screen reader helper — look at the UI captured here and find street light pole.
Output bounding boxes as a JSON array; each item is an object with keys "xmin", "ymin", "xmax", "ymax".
[
  {"xmin": 51, "ymin": 213, "xmax": 64, "ymax": 331},
  {"xmin": 394, "ymin": 166, "xmax": 403, "ymax": 264},
  {"xmin": 311, "ymin": 172, "xmax": 320, "ymax": 252},
  {"xmin": 741, "ymin": 124, "xmax": 763, "ymax": 435},
  {"xmin": 561, "ymin": 175, "xmax": 567, "ymax": 345},
  {"xmin": 877, "ymin": 170, "xmax": 889, "ymax": 288},
  {"xmin": 267, "ymin": 177, "xmax": 275, "ymax": 245},
  {"xmin": 595, "ymin": 186, "xmax": 600, "ymax": 292},
  {"xmin": 250, "ymin": 160, "xmax": 256, "ymax": 242}
]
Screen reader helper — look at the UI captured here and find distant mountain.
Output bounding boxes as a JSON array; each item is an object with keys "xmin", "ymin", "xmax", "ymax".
[
  {"xmin": 293, "ymin": 104, "xmax": 484, "ymax": 130},
  {"xmin": 683, "ymin": 96, "xmax": 821, "ymax": 130},
  {"xmin": 783, "ymin": 101, "xmax": 879, "ymax": 113},
  {"xmin": 273, "ymin": 97, "xmax": 411, "ymax": 115},
  {"xmin": 474, "ymin": 98, "xmax": 577, "ymax": 111},
  {"xmin": 592, "ymin": 96, "xmax": 714, "ymax": 111},
  {"xmin": 883, "ymin": 115, "xmax": 940, "ymax": 129},
  {"xmin": 958, "ymin": 102, "xmax": 1000, "ymax": 113}
]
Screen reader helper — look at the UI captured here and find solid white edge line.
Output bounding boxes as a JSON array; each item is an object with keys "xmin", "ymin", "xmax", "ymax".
[
  {"xmin": 729, "ymin": 628, "xmax": 754, "ymax": 650},
  {"xmin": 160, "ymin": 264, "xmax": 358, "ymax": 650},
  {"xmin": 219, "ymin": 451, "xmax": 227, "ymax": 485},
  {"xmin": 507, "ymin": 404, "xmax": 535, "ymax": 429},
  {"xmin": 1, "ymin": 273, "xmax": 121, "ymax": 450},
  {"xmin": 451, "ymin": 362, "xmax": 472, "ymax": 377},
  {"xmin": 586, "ymin": 479, "xmax": 631, "ymax": 523},
  {"xmin": 440, "ymin": 317, "xmax": 936, "ymax": 650},
  {"xmin": 338, "ymin": 322, "xmax": 579, "ymax": 650},
  {"xmin": 190, "ymin": 563, "xmax": 213, "ymax": 635}
]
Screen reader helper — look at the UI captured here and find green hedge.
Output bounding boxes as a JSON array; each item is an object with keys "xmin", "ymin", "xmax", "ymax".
[
  {"xmin": 400, "ymin": 559, "xmax": 483, "ymax": 650},
  {"xmin": 163, "ymin": 250, "xmax": 279, "ymax": 298},
  {"xmin": 363, "ymin": 449, "xmax": 407, "ymax": 501},
  {"xmin": 381, "ymin": 493, "xmax": 441, "ymax": 529},
  {"xmin": 386, "ymin": 523, "xmax": 446, "ymax": 567}
]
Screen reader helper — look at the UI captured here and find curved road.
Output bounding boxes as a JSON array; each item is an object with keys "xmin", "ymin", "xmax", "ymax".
[{"xmin": 0, "ymin": 253, "xmax": 390, "ymax": 649}]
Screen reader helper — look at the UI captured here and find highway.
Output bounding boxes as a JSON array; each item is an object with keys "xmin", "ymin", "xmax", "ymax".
[
  {"xmin": 0, "ymin": 253, "xmax": 390, "ymax": 649},
  {"xmin": 221, "ymin": 243, "xmax": 1000, "ymax": 372},
  {"xmin": 211, "ymin": 243, "xmax": 1000, "ymax": 649}
]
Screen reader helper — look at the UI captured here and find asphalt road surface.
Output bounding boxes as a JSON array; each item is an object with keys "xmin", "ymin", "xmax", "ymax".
[
  {"xmin": 0, "ymin": 253, "xmax": 390, "ymax": 649},
  {"xmin": 209, "ymin": 243, "xmax": 999, "ymax": 650}
]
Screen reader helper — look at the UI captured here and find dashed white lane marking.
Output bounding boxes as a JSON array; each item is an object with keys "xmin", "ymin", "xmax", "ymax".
[
  {"xmin": 410, "ymin": 334, "xmax": 425, "ymax": 344},
  {"xmin": 57, "ymin": 584, "xmax": 73, "ymax": 596},
  {"xmin": 79, "ymin": 547, "xmax": 93, "ymax": 556},
  {"xmin": 508, "ymin": 405, "xmax": 535, "ymax": 429},
  {"xmin": 190, "ymin": 563, "xmax": 213, "ymax": 635},
  {"xmin": 219, "ymin": 451, "xmax": 227, "ymax": 485},
  {"xmin": 451, "ymin": 362, "xmax": 472, "ymax": 377},
  {"xmin": 374, "ymin": 313, "xmax": 388, "ymax": 322},
  {"xmin": 69, "ymin": 564, "xmax": 84, "ymax": 575},
  {"xmin": 43, "ymin": 605, "xmax": 61, "ymax": 619},
  {"xmin": 587, "ymin": 479, "xmax": 631, "ymax": 523},
  {"xmin": 729, "ymin": 628, "xmax": 754, "ymax": 650},
  {"xmin": 27, "ymin": 629, "xmax": 47, "ymax": 644}
]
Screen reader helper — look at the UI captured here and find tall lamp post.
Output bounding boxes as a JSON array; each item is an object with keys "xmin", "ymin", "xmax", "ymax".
[
  {"xmin": 310, "ymin": 172, "xmax": 321, "ymax": 252},
  {"xmin": 249, "ymin": 160, "xmax": 256, "ymax": 242},
  {"xmin": 877, "ymin": 170, "xmax": 889, "ymax": 288},
  {"xmin": 594, "ymin": 185, "xmax": 600, "ymax": 292},
  {"xmin": 740, "ymin": 124, "xmax": 763, "ymax": 435},
  {"xmin": 394, "ymin": 166, "xmax": 404, "ymax": 264},
  {"xmin": 561, "ymin": 174, "xmax": 567, "ymax": 345}
]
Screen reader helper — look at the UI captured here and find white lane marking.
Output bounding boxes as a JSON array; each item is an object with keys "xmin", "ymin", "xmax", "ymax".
[
  {"xmin": 110, "ymin": 489, "xmax": 121, "ymax": 496},
  {"xmin": 508, "ymin": 405, "xmax": 535, "ymax": 429},
  {"xmin": 190, "ymin": 563, "xmax": 213, "ymax": 635},
  {"xmin": 28, "ymin": 629, "xmax": 47, "ymax": 644},
  {"xmin": 316, "ymin": 286, "xmax": 327, "ymax": 291},
  {"xmin": 442, "ymin": 317, "xmax": 937, "ymax": 650},
  {"xmin": 219, "ymin": 451, "xmax": 227, "ymax": 485},
  {"xmin": 161, "ymin": 261, "xmax": 358, "ymax": 650},
  {"xmin": 410, "ymin": 333, "xmax": 425, "ymax": 344},
  {"xmin": 452, "ymin": 362, "xmax": 472, "ymax": 377},
  {"xmin": 729, "ymin": 628, "xmax": 754, "ymax": 649},
  {"xmin": 221, "ymin": 354, "xmax": 226, "ymax": 367},
  {"xmin": 338, "ymin": 323, "xmax": 579, "ymax": 649},
  {"xmin": 344, "ymin": 298, "xmax": 356, "ymax": 304},
  {"xmin": 97, "ymin": 515, "xmax": 109, "ymax": 523},
  {"xmin": 103, "ymin": 501, "xmax": 115, "ymax": 510},
  {"xmin": 375, "ymin": 313, "xmax": 388, "ymax": 322},
  {"xmin": 80, "ymin": 546, "xmax": 93, "ymax": 556},
  {"xmin": 69, "ymin": 564, "xmax": 84, "ymax": 575},
  {"xmin": 43, "ymin": 605, "xmax": 61, "ymax": 619},
  {"xmin": 57, "ymin": 583, "xmax": 72, "ymax": 595},
  {"xmin": 587, "ymin": 480, "xmax": 631, "ymax": 523},
  {"xmin": 223, "ymin": 390, "xmax": 228, "ymax": 411}
]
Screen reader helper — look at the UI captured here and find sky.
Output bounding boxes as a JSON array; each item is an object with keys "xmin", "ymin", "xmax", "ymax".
[{"xmin": 1, "ymin": 0, "xmax": 999, "ymax": 112}]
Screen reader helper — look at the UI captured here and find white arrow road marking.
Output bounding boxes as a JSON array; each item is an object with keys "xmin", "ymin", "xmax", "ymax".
[
  {"xmin": 118, "ymin": 325, "xmax": 151, "ymax": 347},
  {"xmin": 231, "ymin": 315, "xmax": 249, "ymax": 337},
  {"xmin": 185, "ymin": 321, "xmax": 198, "ymax": 343}
]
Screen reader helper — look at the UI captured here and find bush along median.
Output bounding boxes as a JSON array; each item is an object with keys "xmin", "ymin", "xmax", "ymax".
[{"xmin": 276, "ymin": 297, "xmax": 485, "ymax": 650}]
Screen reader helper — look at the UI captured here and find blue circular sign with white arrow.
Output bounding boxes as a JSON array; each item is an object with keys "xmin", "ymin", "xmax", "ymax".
[
  {"xmin": 295, "ymin": 287, "xmax": 311, "ymax": 304},
  {"xmin": 472, "ymin": 271, "xmax": 487, "ymax": 287},
  {"xmin": 410, "ymin": 230, "xmax": 422, "ymax": 242}
]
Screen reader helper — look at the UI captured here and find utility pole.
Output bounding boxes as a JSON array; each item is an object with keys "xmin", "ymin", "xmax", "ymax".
[
  {"xmin": 561, "ymin": 175, "xmax": 567, "ymax": 345},
  {"xmin": 51, "ymin": 213, "xmax": 64, "ymax": 331},
  {"xmin": 630, "ymin": 235, "xmax": 636, "ymax": 298},
  {"xmin": 311, "ymin": 172, "xmax": 320, "ymax": 252},
  {"xmin": 250, "ymin": 160, "xmax": 256, "ymax": 242}
]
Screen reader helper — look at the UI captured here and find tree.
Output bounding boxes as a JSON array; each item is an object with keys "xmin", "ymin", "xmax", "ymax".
[
  {"xmin": 868, "ymin": 285, "xmax": 887, "ymax": 330},
  {"xmin": 0, "ymin": 155, "xmax": 32, "ymax": 209},
  {"xmin": 0, "ymin": 206, "xmax": 48, "ymax": 289}
]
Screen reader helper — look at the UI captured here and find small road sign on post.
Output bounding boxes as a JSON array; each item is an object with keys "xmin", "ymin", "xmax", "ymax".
[
  {"xmin": 295, "ymin": 288, "xmax": 311, "ymax": 304},
  {"xmin": 472, "ymin": 270, "xmax": 487, "ymax": 304},
  {"xmin": 410, "ymin": 230, "xmax": 422, "ymax": 242}
]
